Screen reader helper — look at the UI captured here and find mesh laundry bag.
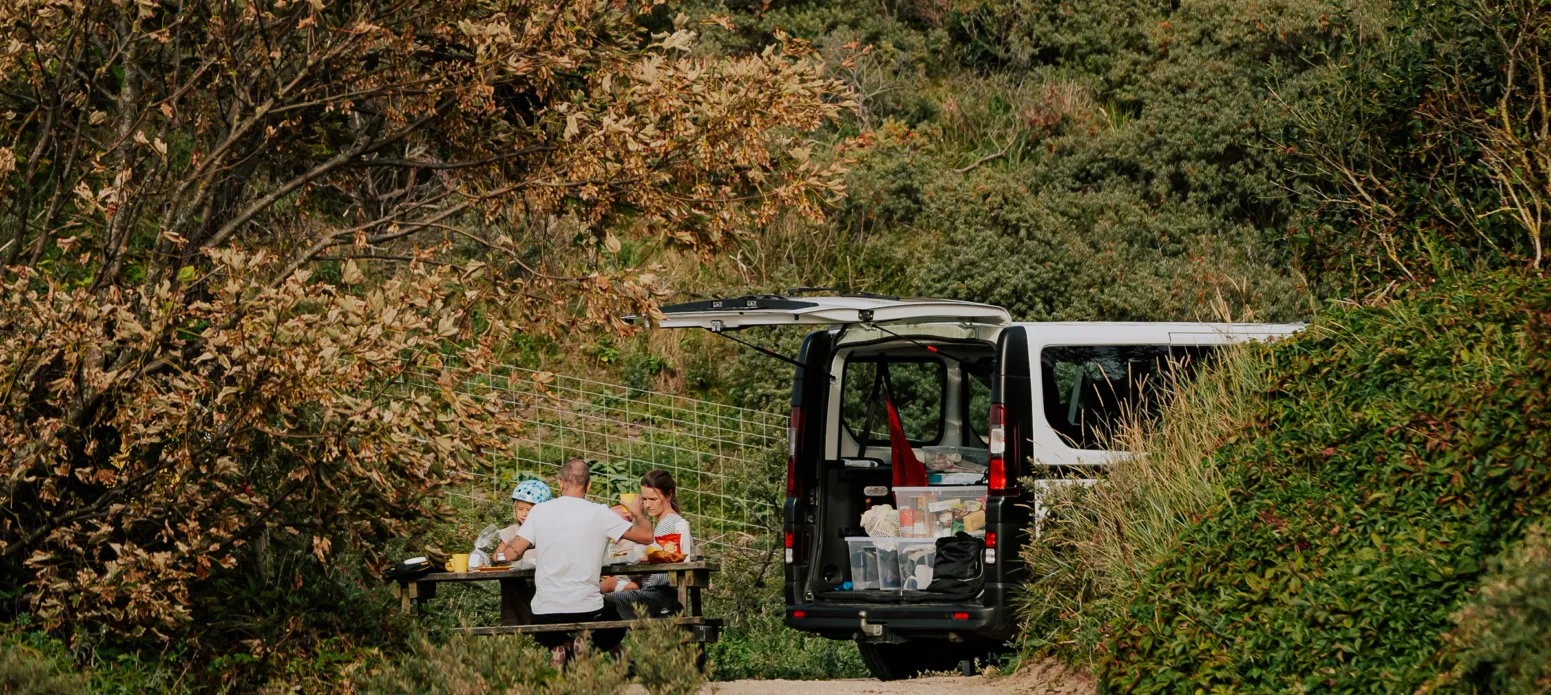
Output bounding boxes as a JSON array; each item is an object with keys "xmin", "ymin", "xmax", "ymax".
[{"xmin": 861, "ymin": 504, "xmax": 900, "ymax": 537}]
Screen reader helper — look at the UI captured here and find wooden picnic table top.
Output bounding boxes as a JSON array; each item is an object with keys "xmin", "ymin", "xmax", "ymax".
[{"xmin": 410, "ymin": 559, "xmax": 718, "ymax": 584}]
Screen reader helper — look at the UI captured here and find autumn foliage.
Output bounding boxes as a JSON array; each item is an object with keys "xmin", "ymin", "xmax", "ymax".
[{"xmin": 0, "ymin": 0, "xmax": 850, "ymax": 652}]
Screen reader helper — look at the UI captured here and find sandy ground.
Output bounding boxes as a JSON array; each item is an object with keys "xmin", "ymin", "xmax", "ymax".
[{"xmin": 702, "ymin": 660, "xmax": 1095, "ymax": 695}]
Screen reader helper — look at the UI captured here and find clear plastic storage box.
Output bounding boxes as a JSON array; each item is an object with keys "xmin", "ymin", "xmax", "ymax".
[
  {"xmin": 895, "ymin": 538, "xmax": 939, "ymax": 590},
  {"xmin": 894, "ymin": 486, "xmax": 989, "ymax": 539},
  {"xmin": 845, "ymin": 537, "xmax": 902, "ymax": 590}
]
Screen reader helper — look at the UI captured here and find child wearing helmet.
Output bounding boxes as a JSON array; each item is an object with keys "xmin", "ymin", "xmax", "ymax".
[
  {"xmin": 511, "ymin": 479, "xmax": 552, "ymax": 523},
  {"xmin": 497, "ymin": 479, "xmax": 553, "ymax": 560}
]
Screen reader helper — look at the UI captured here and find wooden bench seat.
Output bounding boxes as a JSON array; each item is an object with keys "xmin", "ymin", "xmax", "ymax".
[{"xmin": 458, "ymin": 616, "xmax": 727, "ymax": 640}]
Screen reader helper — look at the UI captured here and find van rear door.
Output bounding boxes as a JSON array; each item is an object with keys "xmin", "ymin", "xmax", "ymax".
[{"xmin": 626, "ymin": 295, "xmax": 1011, "ymax": 330}]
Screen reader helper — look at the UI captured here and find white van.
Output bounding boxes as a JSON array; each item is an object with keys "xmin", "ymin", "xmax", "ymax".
[{"xmin": 633, "ymin": 294, "xmax": 1301, "ymax": 679}]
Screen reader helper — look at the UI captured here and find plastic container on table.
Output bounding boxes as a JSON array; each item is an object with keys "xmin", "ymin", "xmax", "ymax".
[
  {"xmin": 893, "ymin": 486, "xmax": 989, "ymax": 538},
  {"xmin": 895, "ymin": 538, "xmax": 939, "ymax": 591},
  {"xmin": 844, "ymin": 537, "xmax": 903, "ymax": 590}
]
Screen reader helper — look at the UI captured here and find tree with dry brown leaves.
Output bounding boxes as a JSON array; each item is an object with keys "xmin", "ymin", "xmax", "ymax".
[{"xmin": 0, "ymin": 0, "xmax": 851, "ymax": 653}]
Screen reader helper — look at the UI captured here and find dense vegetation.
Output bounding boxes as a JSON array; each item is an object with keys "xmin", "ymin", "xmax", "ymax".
[
  {"xmin": 2, "ymin": 0, "xmax": 1546, "ymax": 690},
  {"xmin": 0, "ymin": 0, "xmax": 849, "ymax": 690},
  {"xmin": 1104, "ymin": 274, "xmax": 1551, "ymax": 692}
]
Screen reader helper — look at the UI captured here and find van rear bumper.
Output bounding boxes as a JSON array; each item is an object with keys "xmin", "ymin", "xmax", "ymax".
[{"xmin": 784, "ymin": 582, "xmax": 1017, "ymax": 643}]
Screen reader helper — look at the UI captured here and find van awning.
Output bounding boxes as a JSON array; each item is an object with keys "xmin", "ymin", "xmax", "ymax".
[{"xmin": 625, "ymin": 295, "xmax": 1011, "ymax": 331}]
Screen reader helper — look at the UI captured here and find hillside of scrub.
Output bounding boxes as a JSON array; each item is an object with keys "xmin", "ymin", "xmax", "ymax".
[{"xmin": 1096, "ymin": 274, "xmax": 1551, "ymax": 693}]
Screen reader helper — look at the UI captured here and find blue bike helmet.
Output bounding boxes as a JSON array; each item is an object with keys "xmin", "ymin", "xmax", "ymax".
[{"xmin": 510, "ymin": 479, "xmax": 553, "ymax": 505}]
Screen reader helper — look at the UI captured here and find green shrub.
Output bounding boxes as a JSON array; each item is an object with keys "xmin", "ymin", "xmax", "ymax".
[
  {"xmin": 355, "ymin": 619, "xmax": 704, "ymax": 695},
  {"xmin": 0, "ymin": 628, "xmax": 188, "ymax": 695},
  {"xmin": 1100, "ymin": 273, "xmax": 1551, "ymax": 693},
  {"xmin": 906, "ymin": 0, "xmax": 1356, "ymax": 322},
  {"xmin": 1017, "ymin": 344, "xmax": 1273, "ymax": 667},
  {"xmin": 1427, "ymin": 525, "xmax": 1551, "ymax": 695},
  {"xmin": 705, "ymin": 531, "xmax": 868, "ymax": 681},
  {"xmin": 354, "ymin": 633, "xmax": 569, "ymax": 694},
  {"xmin": 619, "ymin": 620, "xmax": 708, "ymax": 695},
  {"xmin": 1281, "ymin": 0, "xmax": 1550, "ymax": 293},
  {"xmin": 0, "ymin": 645, "xmax": 86, "ymax": 695}
]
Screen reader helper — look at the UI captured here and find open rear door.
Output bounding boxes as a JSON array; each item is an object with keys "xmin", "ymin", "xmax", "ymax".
[{"xmin": 626, "ymin": 295, "xmax": 1010, "ymax": 330}]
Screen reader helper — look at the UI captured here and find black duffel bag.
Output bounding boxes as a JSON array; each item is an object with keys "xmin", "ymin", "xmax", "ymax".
[{"xmin": 924, "ymin": 532, "xmax": 985, "ymax": 600}]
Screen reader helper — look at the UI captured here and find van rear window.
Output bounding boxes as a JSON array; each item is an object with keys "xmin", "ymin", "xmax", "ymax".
[
  {"xmin": 841, "ymin": 358, "xmax": 945, "ymax": 446},
  {"xmin": 1040, "ymin": 345, "xmax": 1215, "ymax": 450}
]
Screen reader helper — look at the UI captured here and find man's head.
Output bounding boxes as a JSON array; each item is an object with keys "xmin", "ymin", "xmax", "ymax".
[{"xmin": 557, "ymin": 458, "xmax": 590, "ymax": 497}]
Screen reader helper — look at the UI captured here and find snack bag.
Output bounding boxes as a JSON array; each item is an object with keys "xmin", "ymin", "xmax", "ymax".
[{"xmin": 647, "ymin": 533, "xmax": 687, "ymax": 563}]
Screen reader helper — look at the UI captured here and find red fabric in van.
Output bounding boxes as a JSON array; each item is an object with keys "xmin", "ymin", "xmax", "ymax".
[{"xmin": 886, "ymin": 395, "xmax": 929, "ymax": 489}]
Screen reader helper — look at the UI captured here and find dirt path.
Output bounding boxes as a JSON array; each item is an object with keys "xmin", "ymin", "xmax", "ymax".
[{"xmin": 703, "ymin": 660, "xmax": 1095, "ymax": 695}]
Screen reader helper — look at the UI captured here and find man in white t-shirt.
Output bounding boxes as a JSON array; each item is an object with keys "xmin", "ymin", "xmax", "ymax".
[{"xmin": 498, "ymin": 458, "xmax": 653, "ymax": 666}]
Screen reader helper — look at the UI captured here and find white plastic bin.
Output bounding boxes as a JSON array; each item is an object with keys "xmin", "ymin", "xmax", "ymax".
[
  {"xmin": 894, "ymin": 486, "xmax": 989, "ymax": 538},
  {"xmin": 845, "ymin": 537, "xmax": 903, "ymax": 590},
  {"xmin": 895, "ymin": 538, "xmax": 939, "ymax": 591}
]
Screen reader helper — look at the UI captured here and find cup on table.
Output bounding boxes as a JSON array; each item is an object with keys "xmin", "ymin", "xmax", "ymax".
[{"xmin": 449, "ymin": 553, "xmax": 470, "ymax": 573}]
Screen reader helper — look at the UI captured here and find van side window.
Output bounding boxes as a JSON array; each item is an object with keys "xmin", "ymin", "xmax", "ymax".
[
  {"xmin": 841, "ymin": 359, "xmax": 945, "ymax": 446},
  {"xmin": 1040, "ymin": 345, "xmax": 1215, "ymax": 450}
]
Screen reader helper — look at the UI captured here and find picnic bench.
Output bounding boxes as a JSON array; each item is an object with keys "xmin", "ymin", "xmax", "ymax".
[{"xmin": 389, "ymin": 559, "xmax": 725, "ymax": 644}]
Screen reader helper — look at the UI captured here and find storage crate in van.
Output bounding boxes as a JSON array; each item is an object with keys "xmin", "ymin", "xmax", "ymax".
[{"xmin": 893, "ymin": 486, "xmax": 987, "ymax": 539}]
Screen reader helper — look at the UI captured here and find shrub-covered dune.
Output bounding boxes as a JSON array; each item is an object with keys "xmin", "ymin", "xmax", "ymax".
[{"xmin": 1101, "ymin": 274, "xmax": 1551, "ymax": 693}]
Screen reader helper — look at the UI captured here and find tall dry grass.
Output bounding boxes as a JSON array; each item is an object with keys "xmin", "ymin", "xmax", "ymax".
[{"xmin": 1015, "ymin": 343, "xmax": 1273, "ymax": 667}]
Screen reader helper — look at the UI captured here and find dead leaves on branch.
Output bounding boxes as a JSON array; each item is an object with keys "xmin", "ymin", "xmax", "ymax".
[
  {"xmin": 4, "ymin": 251, "xmax": 514, "ymax": 636},
  {"xmin": 0, "ymin": 0, "xmax": 853, "ymax": 645}
]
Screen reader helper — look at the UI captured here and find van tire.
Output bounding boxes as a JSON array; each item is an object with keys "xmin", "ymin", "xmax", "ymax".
[{"xmin": 857, "ymin": 640, "xmax": 966, "ymax": 681}]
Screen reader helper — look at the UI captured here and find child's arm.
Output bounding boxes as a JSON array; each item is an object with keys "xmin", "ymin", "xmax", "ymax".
[{"xmin": 495, "ymin": 535, "xmax": 531, "ymax": 563}]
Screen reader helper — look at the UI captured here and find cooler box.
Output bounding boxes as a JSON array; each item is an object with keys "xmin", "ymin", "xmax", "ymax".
[
  {"xmin": 845, "ymin": 537, "xmax": 902, "ymax": 590},
  {"xmin": 893, "ymin": 485, "xmax": 988, "ymax": 539}
]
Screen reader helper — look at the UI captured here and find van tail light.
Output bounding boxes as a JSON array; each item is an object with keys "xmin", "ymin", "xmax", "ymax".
[
  {"xmin": 785, "ymin": 528, "xmax": 805, "ymax": 565},
  {"xmin": 984, "ymin": 530, "xmax": 998, "ymax": 565},
  {"xmin": 988, "ymin": 403, "xmax": 1017, "ymax": 495},
  {"xmin": 787, "ymin": 406, "xmax": 805, "ymax": 498}
]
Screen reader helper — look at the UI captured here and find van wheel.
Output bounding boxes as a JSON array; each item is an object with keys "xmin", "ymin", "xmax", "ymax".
[{"xmin": 856, "ymin": 641, "xmax": 966, "ymax": 681}]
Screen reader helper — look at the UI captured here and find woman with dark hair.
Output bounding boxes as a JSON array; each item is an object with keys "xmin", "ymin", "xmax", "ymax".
[{"xmin": 602, "ymin": 469, "xmax": 694, "ymax": 619}]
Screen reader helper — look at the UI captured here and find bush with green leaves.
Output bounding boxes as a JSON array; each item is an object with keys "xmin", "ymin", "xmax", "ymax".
[
  {"xmin": 1426, "ymin": 525, "xmax": 1551, "ymax": 695},
  {"xmin": 355, "ymin": 618, "xmax": 705, "ymax": 695},
  {"xmin": 1099, "ymin": 273, "xmax": 1551, "ymax": 693},
  {"xmin": 705, "ymin": 537, "xmax": 867, "ymax": 681},
  {"xmin": 0, "ymin": 645, "xmax": 86, "ymax": 695},
  {"xmin": 1016, "ymin": 343, "xmax": 1275, "ymax": 667},
  {"xmin": 909, "ymin": 0, "xmax": 1365, "ymax": 322},
  {"xmin": 1280, "ymin": 0, "xmax": 1551, "ymax": 293}
]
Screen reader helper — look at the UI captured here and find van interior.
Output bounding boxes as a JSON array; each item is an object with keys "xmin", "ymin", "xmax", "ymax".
[{"xmin": 810, "ymin": 334, "xmax": 997, "ymax": 602}]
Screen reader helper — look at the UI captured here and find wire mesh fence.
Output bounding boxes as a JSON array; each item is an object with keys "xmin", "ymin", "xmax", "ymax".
[{"xmin": 410, "ymin": 366, "xmax": 787, "ymax": 553}]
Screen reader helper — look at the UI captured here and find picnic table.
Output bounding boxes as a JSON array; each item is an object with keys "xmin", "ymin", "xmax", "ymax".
[{"xmin": 389, "ymin": 559, "xmax": 725, "ymax": 643}]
